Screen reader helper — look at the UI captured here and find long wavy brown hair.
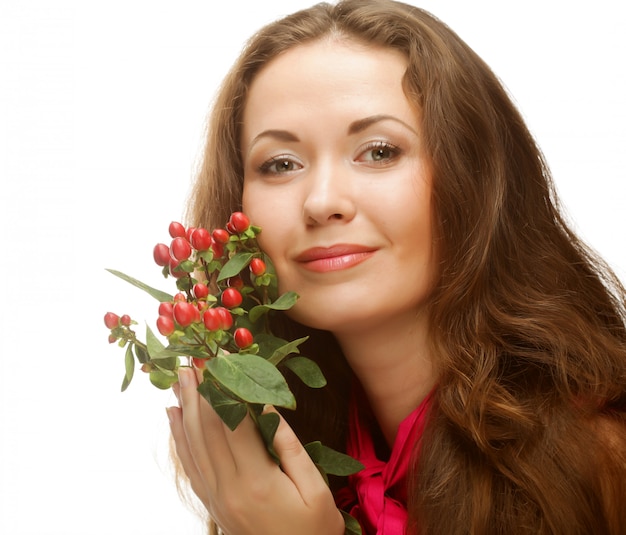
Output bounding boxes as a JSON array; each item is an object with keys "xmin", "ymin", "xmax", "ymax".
[{"xmin": 184, "ymin": 1, "xmax": 626, "ymax": 533}]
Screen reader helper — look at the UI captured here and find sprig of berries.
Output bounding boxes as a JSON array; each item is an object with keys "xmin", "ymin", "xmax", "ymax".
[{"xmin": 104, "ymin": 212, "xmax": 363, "ymax": 533}]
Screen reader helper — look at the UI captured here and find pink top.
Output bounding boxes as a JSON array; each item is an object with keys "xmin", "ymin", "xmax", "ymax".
[{"xmin": 336, "ymin": 388, "xmax": 434, "ymax": 535}]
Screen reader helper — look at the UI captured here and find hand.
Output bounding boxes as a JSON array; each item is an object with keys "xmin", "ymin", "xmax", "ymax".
[{"xmin": 167, "ymin": 367, "xmax": 345, "ymax": 535}]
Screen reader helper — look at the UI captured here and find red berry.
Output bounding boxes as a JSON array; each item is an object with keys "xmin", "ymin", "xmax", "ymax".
[
  {"xmin": 210, "ymin": 239, "xmax": 224, "ymax": 258},
  {"xmin": 169, "ymin": 258, "xmax": 186, "ymax": 278},
  {"xmin": 173, "ymin": 301, "xmax": 196, "ymax": 327},
  {"xmin": 186, "ymin": 226, "xmax": 197, "ymax": 241},
  {"xmin": 158, "ymin": 301, "xmax": 174, "ymax": 318},
  {"xmin": 157, "ymin": 315, "xmax": 175, "ymax": 336},
  {"xmin": 202, "ymin": 308, "xmax": 221, "ymax": 331},
  {"xmin": 168, "ymin": 221, "xmax": 186, "ymax": 239},
  {"xmin": 192, "ymin": 357, "xmax": 206, "ymax": 369},
  {"xmin": 216, "ymin": 306, "xmax": 233, "ymax": 330},
  {"xmin": 108, "ymin": 334, "xmax": 118, "ymax": 344},
  {"xmin": 203, "ymin": 306, "xmax": 234, "ymax": 331},
  {"xmin": 190, "ymin": 228, "xmax": 212, "ymax": 251},
  {"xmin": 228, "ymin": 212, "xmax": 250, "ymax": 233},
  {"xmin": 193, "ymin": 282, "xmax": 210, "ymax": 300},
  {"xmin": 221, "ymin": 287, "xmax": 243, "ymax": 308},
  {"xmin": 120, "ymin": 314, "xmax": 131, "ymax": 327},
  {"xmin": 250, "ymin": 258, "xmax": 266, "ymax": 276},
  {"xmin": 153, "ymin": 243, "xmax": 171, "ymax": 266},
  {"xmin": 234, "ymin": 327, "xmax": 254, "ymax": 349},
  {"xmin": 173, "ymin": 293, "xmax": 187, "ymax": 302},
  {"xmin": 211, "ymin": 228, "xmax": 230, "ymax": 244},
  {"xmin": 228, "ymin": 276, "xmax": 244, "ymax": 289},
  {"xmin": 104, "ymin": 312, "xmax": 119, "ymax": 329},
  {"xmin": 170, "ymin": 237, "xmax": 192, "ymax": 261}
]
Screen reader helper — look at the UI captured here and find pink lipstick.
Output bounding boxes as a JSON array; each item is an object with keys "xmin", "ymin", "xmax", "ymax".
[{"xmin": 295, "ymin": 244, "xmax": 376, "ymax": 272}]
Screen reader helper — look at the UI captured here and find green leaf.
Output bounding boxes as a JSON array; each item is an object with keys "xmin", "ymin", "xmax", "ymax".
[
  {"xmin": 146, "ymin": 325, "xmax": 165, "ymax": 355},
  {"xmin": 248, "ymin": 291, "xmax": 299, "ymax": 323},
  {"xmin": 283, "ymin": 356, "xmax": 326, "ymax": 388},
  {"xmin": 253, "ymin": 272, "xmax": 272, "ymax": 287},
  {"xmin": 153, "ymin": 356, "xmax": 179, "ymax": 372},
  {"xmin": 206, "ymin": 353, "xmax": 296, "ymax": 409},
  {"xmin": 266, "ymin": 336, "xmax": 308, "ymax": 366},
  {"xmin": 165, "ymin": 345, "xmax": 209, "ymax": 359},
  {"xmin": 242, "ymin": 227, "xmax": 257, "ymax": 239},
  {"xmin": 256, "ymin": 411, "xmax": 280, "ymax": 464},
  {"xmin": 179, "ymin": 260, "xmax": 196, "ymax": 273},
  {"xmin": 216, "ymin": 252, "xmax": 255, "ymax": 282},
  {"xmin": 149, "ymin": 368, "xmax": 178, "ymax": 389},
  {"xmin": 198, "ymin": 381, "xmax": 247, "ymax": 431},
  {"xmin": 341, "ymin": 511, "xmax": 362, "ymax": 535},
  {"xmin": 304, "ymin": 441, "xmax": 364, "ymax": 477},
  {"xmin": 146, "ymin": 325, "xmax": 181, "ymax": 359},
  {"xmin": 254, "ymin": 333, "xmax": 289, "ymax": 359},
  {"xmin": 133, "ymin": 344, "xmax": 149, "ymax": 364},
  {"xmin": 106, "ymin": 268, "xmax": 173, "ymax": 302},
  {"xmin": 175, "ymin": 276, "xmax": 193, "ymax": 292},
  {"xmin": 264, "ymin": 254, "xmax": 279, "ymax": 297},
  {"xmin": 121, "ymin": 344, "xmax": 135, "ymax": 392}
]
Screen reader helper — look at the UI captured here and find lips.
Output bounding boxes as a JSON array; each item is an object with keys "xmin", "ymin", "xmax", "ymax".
[{"xmin": 294, "ymin": 244, "xmax": 377, "ymax": 272}]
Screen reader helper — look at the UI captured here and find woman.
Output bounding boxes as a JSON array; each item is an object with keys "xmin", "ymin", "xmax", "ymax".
[{"xmin": 166, "ymin": 1, "xmax": 626, "ymax": 533}]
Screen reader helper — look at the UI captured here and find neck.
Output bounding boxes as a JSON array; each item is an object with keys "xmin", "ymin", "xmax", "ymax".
[{"xmin": 334, "ymin": 311, "xmax": 436, "ymax": 446}]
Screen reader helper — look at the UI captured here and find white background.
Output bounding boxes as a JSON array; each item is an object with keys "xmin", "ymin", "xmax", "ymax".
[{"xmin": 1, "ymin": 1, "xmax": 624, "ymax": 534}]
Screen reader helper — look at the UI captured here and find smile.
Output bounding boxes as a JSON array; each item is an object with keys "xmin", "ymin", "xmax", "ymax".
[{"xmin": 294, "ymin": 245, "xmax": 377, "ymax": 273}]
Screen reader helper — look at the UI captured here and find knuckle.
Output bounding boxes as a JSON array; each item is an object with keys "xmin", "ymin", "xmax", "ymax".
[
  {"xmin": 275, "ymin": 428, "xmax": 303, "ymax": 457},
  {"xmin": 244, "ymin": 477, "xmax": 272, "ymax": 503},
  {"xmin": 216, "ymin": 480, "xmax": 259, "ymax": 518},
  {"xmin": 308, "ymin": 485, "xmax": 333, "ymax": 510}
]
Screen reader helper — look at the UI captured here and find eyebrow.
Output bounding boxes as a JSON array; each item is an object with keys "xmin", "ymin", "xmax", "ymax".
[
  {"xmin": 347, "ymin": 114, "xmax": 418, "ymax": 136},
  {"xmin": 250, "ymin": 129, "xmax": 300, "ymax": 146},
  {"xmin": 248, "ymin": 114, "xmax": 418, "ymax": 150}
]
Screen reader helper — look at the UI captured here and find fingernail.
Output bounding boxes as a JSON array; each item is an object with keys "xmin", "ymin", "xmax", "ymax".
[
  {"xmin": 172, "ymin": 382, "xmax": 181, "ymax": 405},
  {"xmin": 178, "ymin": 367, "xmax": 192, "ymax": 388},
  {"xmin": 165, "ymin": 407, "xmax": 174, "ymax": 424}
]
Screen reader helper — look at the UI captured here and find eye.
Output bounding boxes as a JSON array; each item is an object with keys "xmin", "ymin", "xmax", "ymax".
[
  {"xmin": 258, "ymin": 156, "xmax": 303, "ymax": 175},
  {"xmin": 357, "ymin": 141, "xmax": 401, "ymax": 164}
]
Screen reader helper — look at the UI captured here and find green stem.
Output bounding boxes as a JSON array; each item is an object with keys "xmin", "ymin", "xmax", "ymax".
[
  {"xmin": 126, "ymin": 330, "xmax": 147, "ymax": 351},
  {"xmin": 200, "ymin": 257, "xmax": 211, "ymax": 282}
]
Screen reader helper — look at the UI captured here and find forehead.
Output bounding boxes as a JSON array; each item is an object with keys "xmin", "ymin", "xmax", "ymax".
[
  {"xmin": 250, "ymin": 37, "xmax": 407, "ymax": 94},
  {"xmin": 241, "ymin": 39, "xmax": 414, "ymax": 138}
]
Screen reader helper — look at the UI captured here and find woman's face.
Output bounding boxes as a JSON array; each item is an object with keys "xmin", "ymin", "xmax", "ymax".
[{"xmin": 241, "ymin": 39, "xmax": 436, "ymax": 335}]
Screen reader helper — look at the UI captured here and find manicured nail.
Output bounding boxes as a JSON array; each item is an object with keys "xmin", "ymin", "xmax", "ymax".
[
  {"xmin": 165, "ymin": 407, "xmax": 174, "ymax": 424},
  {"xmin": 172, "ymin": 382, "xmax": 181, "ymax": 406},
  {"xmin": 178, "ymin": 367, "xmax": 192, "ymax": 388}
]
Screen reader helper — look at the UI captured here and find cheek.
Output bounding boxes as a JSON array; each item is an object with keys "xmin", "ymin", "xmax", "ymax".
[
  {"xmin": 241, "ymin": 184, "xmax": 253, "ymax": 218},
  {"xmin": 242, "ymin": 183, "xmax": 276, "ymax": 223},
  {"xmin": 242, "ymin": 185, "xmax": 267, "ymax": 235},
  {"xmin": 242, "ymin": 185, "xmax": 289, "ymax": 258}
]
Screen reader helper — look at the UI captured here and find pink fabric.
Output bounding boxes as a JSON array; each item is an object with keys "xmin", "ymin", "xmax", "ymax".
[{"xmin": 336, "ymin": 388, "xmax": 434, "ymax": 535}]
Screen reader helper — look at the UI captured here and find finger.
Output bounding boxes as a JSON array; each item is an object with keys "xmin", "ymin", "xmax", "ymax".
[
  {"xmin": 264, "ymin": 406, "xmax": 327, "ymax": 504},
  {"xmin": 190, "ymin": 367, "xmax": 238, "ymax": 466},
  {"xmin": 167, "ymin": 405, "xmax": 210, "ymax": 504},
  {"xmin": 223, "ymin": 410, "xmax": 276, "ymax": 476},
  {"xmin": 178, "ymin": 367, "xmax": 236, "ymax": 481},
  {"xmin": 172, "ymin": 382, "xmax": 181, "ymax": 405}
]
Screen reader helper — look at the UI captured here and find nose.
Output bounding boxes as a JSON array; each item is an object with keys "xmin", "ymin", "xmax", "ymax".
[{"xmin": 302, "ymin": 160, "xmax": 356, "ymax": 226}]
